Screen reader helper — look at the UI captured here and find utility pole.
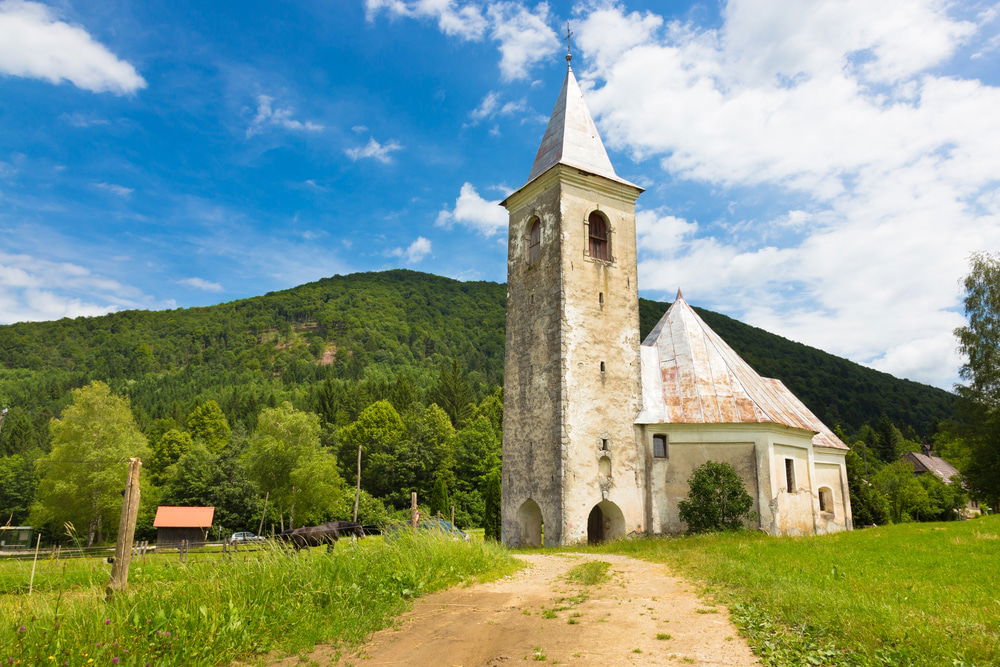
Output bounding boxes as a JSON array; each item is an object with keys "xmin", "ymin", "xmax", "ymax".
[
  {"xmin": 257, "ymin": 491, "xmax": 269, "ymax": 536},
  {"xmin": 410, "ymin": 491, "xmax": 419, "ymax": 529},
  {"xmin": 352, "ymin": 444, "xmax": 362, "ymax": 523},
  {"xmin": 106, "ymin": 458, "xmax": 141, "ymax": 601}
]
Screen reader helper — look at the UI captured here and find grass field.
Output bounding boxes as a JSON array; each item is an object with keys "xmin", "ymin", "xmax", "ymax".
[
  {"xmin": 1, "ymin": 533, "xmax": 517, "ymax": 666},
  {"xmin": 591, "ymin": 516, "xmax": 1000, "ymax": 667}
]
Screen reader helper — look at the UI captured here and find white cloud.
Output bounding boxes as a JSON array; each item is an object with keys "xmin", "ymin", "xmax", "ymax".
[
  {"xmin": 583, "ymin": 1, "xmax": 1000, "ymax": 387},
  {"xmin": 345, "ymin": 137, "xmax": 403, "ymax": 163},
  {"xmin": 246, "ymin": 95, "xmax": 323, "ymax": 138},
  {"xmin": 365, "ymin": 0, "xmax": 558, "ymax": 80},
  {"xmin": 93, "ymin": 182, "xmax": 133, "ymax": 197},
  {"xmin": 390, "ymin": 236, "xmax": 433, "ymax": 263},
  {"xmin": 0, "ymin": 0, "xmax": 145, "ymax": 95},
  {"xmin": 0, "ymin": 251, "xmax": 149, "ymax": 324},
  {"xmin": 59, "ymin": 112, "xmax": 110, "ymax": 127},
  {"xmin": 488, "ymin": 2, "xmax": 559, "ymax": 81},
  {"xmin": 469, "ymin": 90, "xmax": 530, "ymax": 123},
  {"xmin": 179, "ymin": 277, "xmax": 223, "ymax": 292},
  {"xmin": 436, "ymin": 182, "xmax": 507, "ymax": 236},
  {"xmin": 365, "ymin": 0, "xmax": 487, "ymax": 40}
]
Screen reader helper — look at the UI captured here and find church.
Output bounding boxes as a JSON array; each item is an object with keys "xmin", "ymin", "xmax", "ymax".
[{"xmin": 500, "ymin": 54, "xmax": 853, "ymax": 547}]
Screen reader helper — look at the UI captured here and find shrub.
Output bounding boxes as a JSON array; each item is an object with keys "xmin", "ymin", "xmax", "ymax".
[{"xmin": 678, "ymin": 461, "xmax": 754, "ymax": 533}]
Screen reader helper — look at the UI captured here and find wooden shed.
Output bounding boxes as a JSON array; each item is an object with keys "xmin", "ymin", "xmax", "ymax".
[{"xmin": 153, "ymin": 506, "xmax": 214, "ymax": 546}]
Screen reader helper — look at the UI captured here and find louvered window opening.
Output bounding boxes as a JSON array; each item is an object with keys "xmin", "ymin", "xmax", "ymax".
[
  {"xmin": 588, "ymin": 212, "xmax": 609, "ymax": 261},
  {"xmin": 528, "ymin": 218, "xmax": 541, "ymax": 264}
]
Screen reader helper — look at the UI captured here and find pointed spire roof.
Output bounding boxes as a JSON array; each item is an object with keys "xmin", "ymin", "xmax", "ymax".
[
  {"xmin": 637, "ymin": 296, "xmax": 847, "ymax": 450},
  {"xmin": 527, "ymin": 65, "xmax": 637, "ymax": 188}
]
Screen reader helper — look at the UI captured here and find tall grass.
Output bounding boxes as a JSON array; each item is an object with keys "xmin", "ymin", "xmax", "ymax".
[
  {"xmin": 595, "ymin": 517, "xmax": 1000, "ymax": 666},
  {"xmin": 1, "ymin": 533, "xmax": 517, "ymax": 665}
]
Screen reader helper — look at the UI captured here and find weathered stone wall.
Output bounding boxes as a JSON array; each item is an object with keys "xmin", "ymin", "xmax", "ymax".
[
  {"xmin": 502, "ymin": 173, "xmax": 565, "ymax": 547},
  {"xmin": 501, "ymin": 166, "xmax": 643, "ymax": 546}
]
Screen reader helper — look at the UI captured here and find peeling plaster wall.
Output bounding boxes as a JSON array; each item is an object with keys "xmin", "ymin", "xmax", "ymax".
[
  {"xmin": 771, "ymin": 443, "xmax": 817, "ymax": 536},
  {"xmin": 558, "ymin": 172, "xmax": 643, "ymax": 545},
  {"xmin": 813, "ymin": 451, "xmax": 851, "ymax": 534},
  {"xmin": 640, "ymin": 424, "xmax": 761, "ymax": 534}
]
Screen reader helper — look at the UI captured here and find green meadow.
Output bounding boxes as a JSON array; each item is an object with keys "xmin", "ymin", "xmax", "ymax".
[
  {"xmin": 0, "ymin": 533, "xmax": 517, "ymax": 666},
  {"xmin": 592, "ymin": 516, "xmax": 1000, "ymax": 667}
]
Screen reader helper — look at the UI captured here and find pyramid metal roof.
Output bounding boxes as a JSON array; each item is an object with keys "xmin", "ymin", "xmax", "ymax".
[
  {"xmin": 637, "ymin": 294, "xmax": 848, "ymax": 450},
  {"xmin": 527, "ymin": 65, "xmax": 637, "ymax": 188}
]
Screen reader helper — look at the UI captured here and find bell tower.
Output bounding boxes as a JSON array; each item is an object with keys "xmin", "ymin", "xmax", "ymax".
[{"xmin": 501, "ymin": 53, "xmax": 644, "ymax": 546}]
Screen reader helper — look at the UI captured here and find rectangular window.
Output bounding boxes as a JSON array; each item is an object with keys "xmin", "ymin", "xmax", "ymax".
[
  {"xmin": 653, "ymin": 434, "xmax": 667, "ymax": 459},
  {"xmin": 784, "ymin": 458, "xmax": 795, "ymax": 493}
]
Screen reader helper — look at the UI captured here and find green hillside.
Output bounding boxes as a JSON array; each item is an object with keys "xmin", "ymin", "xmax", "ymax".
[{"xmin": 0, "ymin": 269, "xmax": 952, "ymax": 455}]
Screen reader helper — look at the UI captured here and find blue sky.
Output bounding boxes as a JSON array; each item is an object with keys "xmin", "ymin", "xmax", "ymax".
[{"xmin": 1, "ymin": 0, "xmax": 998, "ymax": 390}]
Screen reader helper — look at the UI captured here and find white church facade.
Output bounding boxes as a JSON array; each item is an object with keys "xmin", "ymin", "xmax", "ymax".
[{"xmin": 500, "ymin": 57, "xmax": 853, "ymax": 547}]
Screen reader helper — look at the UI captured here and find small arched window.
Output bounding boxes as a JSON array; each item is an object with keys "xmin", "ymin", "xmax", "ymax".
[
  {"xmin": 588, "ymin": 211, "xmax": 610, "ymax": 261},
  {"xmin": 818, "ymin": 487, "xmax": 834, "ymax": 514},
  {"xmin": 527, "ymin": 217, "xmax": 541, "ymax": 265}
]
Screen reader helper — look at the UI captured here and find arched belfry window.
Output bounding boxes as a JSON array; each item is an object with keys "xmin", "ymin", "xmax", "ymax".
[
  {"xmin": 588, "ymin": 211, "xmax": 610, "ymax": 261},
  {"xmin": 527, "ymin": 217, "xmax": 541, "ymax": 264}
]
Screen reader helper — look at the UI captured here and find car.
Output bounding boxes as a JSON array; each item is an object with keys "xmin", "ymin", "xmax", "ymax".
[{"xmin": 229, "ymin": 531, "xmax": 265, "ymax": 543}]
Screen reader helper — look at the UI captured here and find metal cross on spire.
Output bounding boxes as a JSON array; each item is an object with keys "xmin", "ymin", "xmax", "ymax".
[{"xmin": 565, "ymin": 22, "xmax": 573, "ymax": 64}]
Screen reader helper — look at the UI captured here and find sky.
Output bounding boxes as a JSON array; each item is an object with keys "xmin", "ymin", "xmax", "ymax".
[{"xmin": 1, "ymin": 0, "xmax": 998, "ymax": 391}]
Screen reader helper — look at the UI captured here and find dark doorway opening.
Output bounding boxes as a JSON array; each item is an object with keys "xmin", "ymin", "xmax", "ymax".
[{"xmin": 587, "ymin": 505, "xmax": 604, "ymax": 544}]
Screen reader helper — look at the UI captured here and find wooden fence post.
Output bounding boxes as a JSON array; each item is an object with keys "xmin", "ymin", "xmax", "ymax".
[
  {"xmin": 410, "ymin": 491, "xmax": 419, "ymax": 529},
  {"xmin": 28, "ymin": 534, "xmax": 41, "ymax": 595},
  {"xmin": 451, "ymin": 505, "xmax": 456, "ymax": 528},
  {"xmin": 106, "ymin": 457, "xmax": 142, "ymax": 601}
]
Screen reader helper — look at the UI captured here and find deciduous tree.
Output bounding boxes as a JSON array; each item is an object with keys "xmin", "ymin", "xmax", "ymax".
[
  {"xmin": 30, "ymin": 382, "xmax": 149, "ymax": 545},
  {"xmin": 186, "ymin": 400, "xmax": 231, "ymax": 453},
  {"xmin": 953, "ymin": 252, "xmax": 1000, "ymax": 509}
]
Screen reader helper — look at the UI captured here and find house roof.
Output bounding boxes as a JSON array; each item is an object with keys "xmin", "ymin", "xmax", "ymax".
[
  {"xmin": 637, "ymin": 293, "xmax": 848, "ymax": 450},
  {"xmin": 153, "ymin": 506, "xmax": 215, "ymax": 528},
  {"xmin": 904, "ymin": 452, "xmax": 960, "ymax": 483},
  {"xmin": 526, "ymin": 65, "xmax": 638, "ymax": 189}
]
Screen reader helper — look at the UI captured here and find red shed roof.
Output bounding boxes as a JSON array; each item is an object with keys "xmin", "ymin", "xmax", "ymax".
[{"xmin": 153, "ymin": 506, "xmax": 215, "ymax": 528}]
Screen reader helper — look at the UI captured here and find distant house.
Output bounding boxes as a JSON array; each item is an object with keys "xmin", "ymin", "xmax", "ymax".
[
  {"xmin": 153, "ymin": 506, "xmax": 215, "ymax": 545},
  {"xmin": 902, "ymin": 447, "xmax": 980, "ymax": 516},
  {"xmin": 902, "ymin": 446, "xmax": 961, "ymax": 483}
]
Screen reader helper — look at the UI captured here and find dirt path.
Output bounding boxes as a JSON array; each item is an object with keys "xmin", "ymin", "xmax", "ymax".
[{"xmin": 283, "ymin": 552, "xmax": 759, "ymax": 666}]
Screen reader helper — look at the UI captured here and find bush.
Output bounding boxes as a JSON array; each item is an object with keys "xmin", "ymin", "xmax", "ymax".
[{"xmin": 678, "ymin": 461, "xmax": 754, "ymax": 534}]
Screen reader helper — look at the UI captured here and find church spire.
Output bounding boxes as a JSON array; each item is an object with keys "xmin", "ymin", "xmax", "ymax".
[{"xmin": 526, "ymin": 50, "xmax": 637, "ymax": 188}]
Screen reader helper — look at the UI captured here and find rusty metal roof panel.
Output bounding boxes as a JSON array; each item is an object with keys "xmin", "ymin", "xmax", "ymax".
[{"xmin": 636, "ymin": 295, "xmax": 848, "ymax": 450}]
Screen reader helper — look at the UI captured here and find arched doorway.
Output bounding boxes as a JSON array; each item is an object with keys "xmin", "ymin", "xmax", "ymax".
[
  {"xmin": 516, "ymin": 498, "xmax": 544, "ymax": 547},
  {"xmin": 587, "ymin": 500, "xmax": 625, "ymax": 545}
]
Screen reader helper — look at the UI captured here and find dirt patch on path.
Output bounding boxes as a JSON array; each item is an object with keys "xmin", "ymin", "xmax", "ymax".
[{"xmin": 279, "ymin": 552, "xmax": 758, "ymax": 666}]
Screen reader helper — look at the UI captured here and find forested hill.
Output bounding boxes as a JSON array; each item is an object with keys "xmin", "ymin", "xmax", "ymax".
[{"xmin": 0, "ymin": 269, "xmax": 952, "ymax": 445}]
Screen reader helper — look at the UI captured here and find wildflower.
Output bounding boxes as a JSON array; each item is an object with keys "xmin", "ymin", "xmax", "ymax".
[
  {"xmin": 95, "ymin": 643, "xmax": 102, "ymax": 648},
  {"xmin": 16, "ymin": 625, "xmax": 26, "ymax": 633},
  {"xmin": 112, "ymin": 659, "xmax": 120, "ymax": 665},
  {"xmin": 104, "ymin": 619, "xmax": 111, "ymax": 626}
]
